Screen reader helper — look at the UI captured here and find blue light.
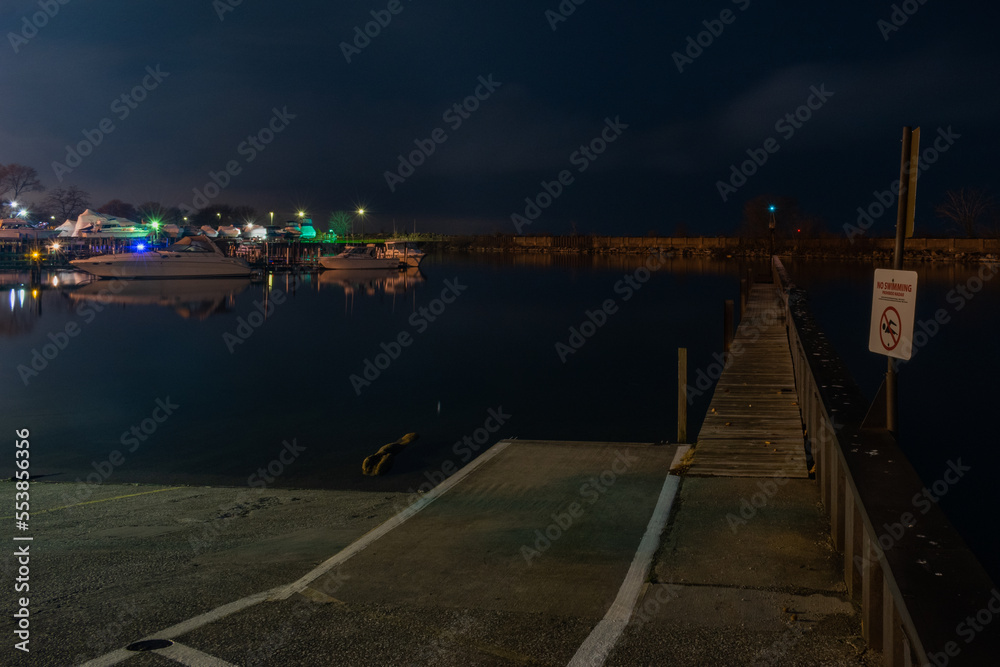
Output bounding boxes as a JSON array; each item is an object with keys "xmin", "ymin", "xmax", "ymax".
[
  {"xmin": 768, "ymin": 205, "xmax": 776, "ymax": 212},
  {"xmin": 137, "ymin": 243, "xmax": 146, "ymax": 251}
]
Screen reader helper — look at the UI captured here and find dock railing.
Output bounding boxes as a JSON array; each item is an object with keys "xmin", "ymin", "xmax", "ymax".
[{"xmin": 772, "ymin": 256, "xmax": 999, "ymax": 666}]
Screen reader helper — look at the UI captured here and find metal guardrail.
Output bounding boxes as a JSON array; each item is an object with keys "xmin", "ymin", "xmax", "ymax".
[{"xmin": 772, "ymin": 256, "xmax": 999, "ymax": 666}]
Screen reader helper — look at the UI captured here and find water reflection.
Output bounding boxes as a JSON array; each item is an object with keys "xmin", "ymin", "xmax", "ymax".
[
  {"xmin": 317, "ymin": 267, "xmax": 425, "ymax": 296},
  {"xmin": 68, "ymin": 277, "xmax": 250, "ymax": 320}
]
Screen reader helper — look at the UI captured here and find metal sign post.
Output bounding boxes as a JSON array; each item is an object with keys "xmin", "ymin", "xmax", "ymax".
[{"xmin": 864, "ymin": 126, "xmax": 920, "ymax": 437}]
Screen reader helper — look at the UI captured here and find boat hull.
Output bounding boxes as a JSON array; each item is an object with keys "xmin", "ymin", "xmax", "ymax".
[
  {"xmin": 318, "ymin": 255, "xmax": 401, "ymax": 270},
  {"xmin": 70, "ymin": 252, "xmax": 252, "ymax": 278}
]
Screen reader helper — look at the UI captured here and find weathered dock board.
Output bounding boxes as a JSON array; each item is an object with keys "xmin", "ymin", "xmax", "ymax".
[{"xmin": 688, "ymin": 282, "xmax": 809, "ymax": 478}]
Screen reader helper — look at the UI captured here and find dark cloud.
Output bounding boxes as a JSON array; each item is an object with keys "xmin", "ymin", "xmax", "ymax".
[{"xmin": 1, "ymin": 1, "xmax": 998, "ymax": 234}]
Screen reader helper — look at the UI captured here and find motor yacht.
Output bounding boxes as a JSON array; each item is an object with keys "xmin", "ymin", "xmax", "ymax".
[{"xmin": 70, "ymin": 236, "xmax": 252, "ymax": 278}]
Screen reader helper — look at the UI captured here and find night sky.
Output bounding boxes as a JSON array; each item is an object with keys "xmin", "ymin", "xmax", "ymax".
[{"xmin": 2, "ymin": 1, "xmax": 998, "ymax": 235}]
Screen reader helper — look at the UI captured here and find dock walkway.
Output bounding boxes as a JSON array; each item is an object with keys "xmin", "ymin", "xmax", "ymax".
[{"xmin": 688, "ymin": 281, "xmax": 809, "ymax": 478}]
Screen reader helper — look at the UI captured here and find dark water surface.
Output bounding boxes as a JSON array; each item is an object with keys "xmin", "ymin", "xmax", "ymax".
[{"xmin": 2, "ymin": 254, "xmax": 997, "ymax": 581}]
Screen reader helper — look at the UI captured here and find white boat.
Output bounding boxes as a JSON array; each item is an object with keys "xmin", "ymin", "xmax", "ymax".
[
  {"xmin": 200, "ymin": 225, "xmax": 220, "ymax": 238},
  {"xmin": 384, "ymin": 240, "xmax": 426, "ymax": 267},
  {"xmin": 0, "ymin": 220, "xmax": 61, "ymax": 240},
  {"xmin": 70, "ymin": 236, "xmax": 252, "ymax": 278},
  {"xmin": 318, "ymin": 244, "xmax": 402, "ymax": 270},
  {"xmin": 243, "ymin": 224, "xmax": 267, "ymax": 240},
  {"xmin": 217, "ymin": 225, "xmax": 241, "ymax": 238},
  {"xmin": 72, "ymin": 209, "xmax": 153, "ymax": 238}
]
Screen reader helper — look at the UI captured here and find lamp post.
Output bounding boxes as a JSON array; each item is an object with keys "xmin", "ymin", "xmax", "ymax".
[
  {"xmin": 767, "ymin": 204, "xmax": 776, "ymax": 257},
  {"xmin": 357, "ymin": 208, "xmax": 366, "ymax": 240}
]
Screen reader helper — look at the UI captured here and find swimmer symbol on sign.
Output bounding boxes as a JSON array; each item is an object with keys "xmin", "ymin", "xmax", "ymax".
[{"xmin": 880, "ymin": 306, "xmax": 901, "ymax": 351}]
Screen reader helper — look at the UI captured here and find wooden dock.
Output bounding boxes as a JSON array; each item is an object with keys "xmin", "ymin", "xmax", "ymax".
[{"xmin": 688, "ymin": 281, "xmax": 809, "ymax": 478}]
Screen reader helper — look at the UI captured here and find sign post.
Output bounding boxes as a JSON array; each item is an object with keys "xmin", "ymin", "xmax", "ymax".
[{"xmin": 868, "ymin": 126, "xmax": 920, "ymax": 436}]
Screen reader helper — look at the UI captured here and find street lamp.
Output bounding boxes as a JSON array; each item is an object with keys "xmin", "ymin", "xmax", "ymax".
[
  {"xmin": 356, "ymin": 208, "xmax": 365, "ymax": 239},
  {"xmin": 767, "ymin": 204, "xmax": 777, "ymax": 257},
  {"xmin": 270, "ymin": 211, "xmax": 274, "ymax": 226}
]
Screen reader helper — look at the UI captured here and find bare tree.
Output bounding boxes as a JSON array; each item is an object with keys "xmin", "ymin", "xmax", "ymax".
[
  {"xmin": 44, "ymin": 186, "xmax": 91, "ymax": 221},
  {"xmin": 1, "ymin": 164, "xmax": 44, "ymax": 204},
  {"xmin": 328, "ymin": 210, "xmax": 352, "ymax": 238},
  {"xmin": 232, "ymin": 205, "xmax": 257, "ymax": 225},
  {"xmin": 935, "ymin": 188, "xmax": 994, "ymax": 238},
  {"xmin": 137, "ymin": 201, "xmax": 167, "ymax": 222},
  {"xmin": 97, "ymin": 199, "xmax": 138, "ymax": 220},
  {"xmin": 0, "ymin": 165, "xmax": 10, "ymax": 203}
]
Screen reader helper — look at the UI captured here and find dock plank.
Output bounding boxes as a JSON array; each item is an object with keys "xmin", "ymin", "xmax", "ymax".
[{"xmin": 688, "ymin": 283, "xmax": 809, "ymax": 478}]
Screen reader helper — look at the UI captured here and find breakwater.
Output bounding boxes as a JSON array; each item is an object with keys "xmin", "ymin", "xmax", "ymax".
[{"xmin": 451, "ymin": 235, "xmax": 1000, "ymax": 261}]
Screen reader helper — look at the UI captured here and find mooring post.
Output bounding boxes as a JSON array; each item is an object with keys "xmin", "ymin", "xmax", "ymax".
[
  {"xmin": 740, "ymin": 277, "xmax": 748, "ymax": 320},
  {"xmin": 677, "ymin": 347, "xmax": 688, "ymax": 443},
  {"xmin": 724, "ymin": 300, "xmax": 734, "ymax": 360}
]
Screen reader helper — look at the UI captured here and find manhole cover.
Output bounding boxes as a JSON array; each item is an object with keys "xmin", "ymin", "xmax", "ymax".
[{"xmin": 126, "ymin": 639, "xmax": 174, "ymax": 651}]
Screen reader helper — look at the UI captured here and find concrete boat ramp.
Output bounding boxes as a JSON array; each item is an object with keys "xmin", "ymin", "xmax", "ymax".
[{"xmin": 82, "ymin": 440, "xmax": 684, "ymax": 666}]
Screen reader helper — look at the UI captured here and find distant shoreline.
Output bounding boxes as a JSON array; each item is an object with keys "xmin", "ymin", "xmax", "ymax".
[{"xmin": 444, "ymin": 234, "xmax": 1000, "ymax": 262}]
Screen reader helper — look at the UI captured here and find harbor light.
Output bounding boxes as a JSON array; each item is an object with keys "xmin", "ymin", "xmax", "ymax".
[
  {"xmin": 137, "ymin": 243, "xmax": 146, "ymax": 251},
  {"xmin": 51, "ymin": 242, "xmax": 61, "ymax": 251}
]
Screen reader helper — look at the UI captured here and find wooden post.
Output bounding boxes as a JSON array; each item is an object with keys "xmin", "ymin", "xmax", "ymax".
[
  {"xmin": 724, "ymin": 300, "xmax": 734, "ymax": 359},
  {"xmin": 740, "ymin": 278, "xmax": 748, "ymax": 321},
  {"xmin": 677, "ymin": 348, "xmax": 688, "ymax": 443}
]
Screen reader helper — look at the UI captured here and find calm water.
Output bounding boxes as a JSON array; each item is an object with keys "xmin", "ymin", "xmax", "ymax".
[{"xmin": 1, "ymin": 254, "xmax": 997, "ymax": 582}]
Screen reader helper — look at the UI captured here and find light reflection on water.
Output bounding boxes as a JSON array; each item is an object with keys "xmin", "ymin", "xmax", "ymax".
[{"xmin": 1, "ymin": 254, "xmax": 997, "ymax": 581}]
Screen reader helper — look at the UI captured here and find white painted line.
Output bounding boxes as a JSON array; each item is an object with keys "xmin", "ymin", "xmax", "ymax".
[
  {"xmin": 149, "ymin": 587, "xmax": 284, "ymax": 641},
  {"xmin": 156, "ymin": 642, "xmax": 237, "ymax": 666},
  {"xmin": 271, "ymin": 438, "xmax": 512, "ymax": 600},
  {"xmin": 79, "ymin": 648, "xmax": 135, "ymax": 667},
  {"xmin": 81, "ymin": 440, "xmax": 512, "ymax": 665},
  {"xmin": 670, "ymin": 445, "xmax": 690, "ymax": 470},
  {"xmin": 567, "ymin": 472, "xmax": 681, "ymax": 667}
]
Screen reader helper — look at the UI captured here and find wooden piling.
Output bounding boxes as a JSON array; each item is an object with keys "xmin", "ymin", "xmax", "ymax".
[
  {"xmin": 677, "ymin": 347, "xmax": 688, "ymax": 444},
  {"xmin": 723, "ymin": 300, "xmax": 734, "ymax": 359},
  {"xmin": 740, "ymin": 278, "xmax": 748, "ymax": 320}
]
